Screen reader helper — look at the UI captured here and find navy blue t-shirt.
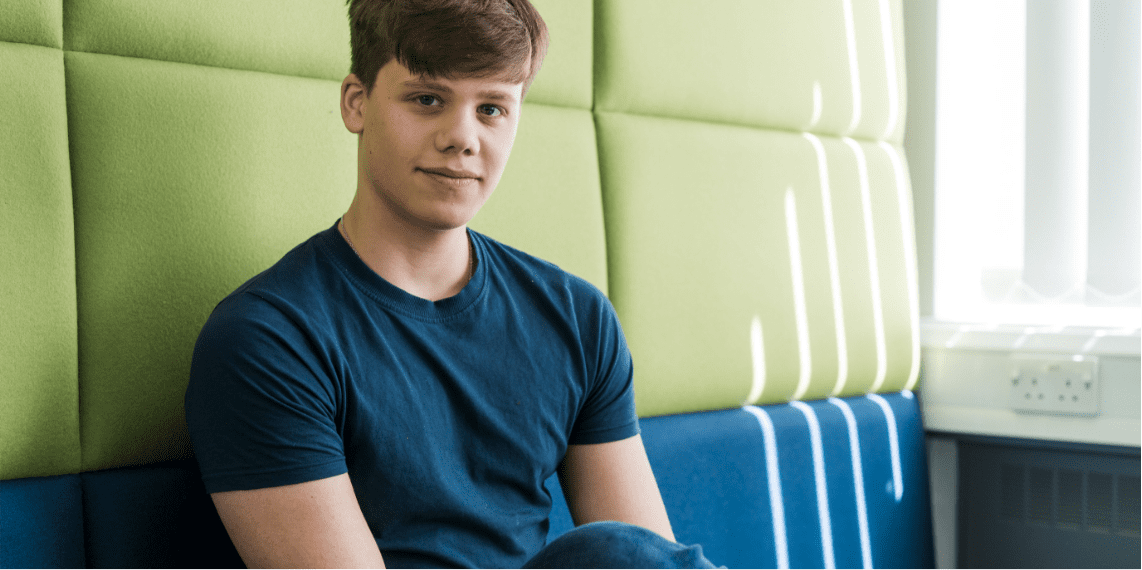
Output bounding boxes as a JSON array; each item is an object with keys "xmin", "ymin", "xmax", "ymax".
[{"xmin": 184, "ymin": 222, "xmax": 640, "ymax": 568}]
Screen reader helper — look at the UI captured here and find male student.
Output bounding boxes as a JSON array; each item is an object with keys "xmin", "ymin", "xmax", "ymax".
[{"xmin": 185, "ymin": 0, "xmax": 716, "ymax": 567}]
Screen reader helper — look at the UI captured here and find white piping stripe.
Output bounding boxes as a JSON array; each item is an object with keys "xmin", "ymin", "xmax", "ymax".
[
  {"xmin": 842, "ymin": 0, "xmax": 862, "ymax": 135},
  {"xmin": 828, "ymin": 398, "xmax": 873, "ymax": 569},
  {"xmin": 843, "ymin": 138, "xmax": 887, "ymax": 393},
  {"xmin": 803, "ymin": 133, "xmax": 849, "ymax": 397},
  {"xmin": 878, "ymin": 0, "xmax": 900, "ymax": 139},
  {"xmin": 748, "ymin": 316, "xmax": 766, "ymax": 404},
  {"xmin": 867, "ymin": 393, "xmax": 903, "ymax": 502},
  {"xmin": 790, "ymin": 401, "xmax": 836, "ymax": 569},
  {"xmin": 743, "ymin": 405, "xmax": 790, "ymax": 569},
  {"xmin": 809, "ymin": 81, "xmax": 824, "ymax": 130},
  {"xmin": 879, "ymin": 142, "xmax": 921, "ymax": 391},
  {"xmin": 785, "ymin": 190, "xmax": 813, "ymax": 401}
]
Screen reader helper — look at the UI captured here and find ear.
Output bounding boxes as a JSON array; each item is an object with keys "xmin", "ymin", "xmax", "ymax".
[{"xmin": 341, "ymin": 74, "xmax": 367, "ymax": 134}]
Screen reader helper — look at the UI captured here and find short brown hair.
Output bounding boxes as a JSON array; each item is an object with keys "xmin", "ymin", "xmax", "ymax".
[{"xmin": 346, "ymin": 0, "xmax": 549, "ymax": 94}]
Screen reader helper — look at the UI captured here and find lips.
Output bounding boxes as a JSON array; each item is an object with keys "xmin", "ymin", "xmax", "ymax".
[{"xmin": 418, "ymin": 167, "xmax": 480, "ymax": 180}]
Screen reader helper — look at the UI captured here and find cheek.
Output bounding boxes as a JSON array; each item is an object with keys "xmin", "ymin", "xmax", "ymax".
[{"xmin": 488, "ymin": 126, "xmax": 518, "ymax": 168}]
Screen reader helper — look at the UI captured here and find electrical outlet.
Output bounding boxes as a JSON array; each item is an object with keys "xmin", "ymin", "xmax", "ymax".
[{"xmin": 1008, "ymin": 354, "xmax": 1100, "ymax": 416}]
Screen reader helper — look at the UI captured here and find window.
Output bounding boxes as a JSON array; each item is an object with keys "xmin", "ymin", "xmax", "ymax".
[{"xmin": 932, "ymin": 0, "xmax": 1140, "ymax": 328}]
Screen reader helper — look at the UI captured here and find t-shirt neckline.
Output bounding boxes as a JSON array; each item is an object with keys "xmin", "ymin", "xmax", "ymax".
[{"xmin": 320, "ymin": 220, "xmax": 486, "ymax": 321}]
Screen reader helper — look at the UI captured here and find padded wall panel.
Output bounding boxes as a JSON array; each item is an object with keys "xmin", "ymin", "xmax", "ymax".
[
  {"xmin": 82, "ymin": 461, "xmax": 243, "ymax": 568},
  {"xmin": 66, "ymin": 52, "xmax": 357, "ymax": 471},
  {"xmin": 600, "ymin": 112, "xmax": 917, "ymax": 416},
  {"xmin": 593, "ymin": 0, "xmax": 895, "ymax": 139},
  {"xmin": 61, "ymin": 0, "xmax": 593, "ymax": 109},
  {"xmin": 0, "ymin": 474, "xmax": 85, "ymax": 568},
  {"xmin": 524, "ymin": 0, "xmax": 593, "ymax": 109},
  {"xmin": 64, "ymin": 0, "xmax": 349, "ymax": 81},
  {"xmin": 0, "ymin": 41, "xmax": 80, "ymax": 480},
  {"xmin": 470, "ymin": 104, "xmax": 607, "ymax": 292},
  {"xmin": 803, "ymin": 135, "xmax": 920, "ymax": 397},
  {"xmin": 848, "ymin": 0, "xmax": 908, "ymax": 143},
  {"xmin": 848, "ymin": 139, "xmax": 918, "ymax": 393},
  {"xmin": 595, "ymin": 0, "xmax": 905, "ymax": 141},
  {"xmin": 0, "ymin": 0, "xmax": 62, "ymax": 48}
]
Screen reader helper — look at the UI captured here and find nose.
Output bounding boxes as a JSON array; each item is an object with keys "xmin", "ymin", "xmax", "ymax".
[{"xmin": 435, "ymin": 109, "xmax": 480, "ymax": 156}]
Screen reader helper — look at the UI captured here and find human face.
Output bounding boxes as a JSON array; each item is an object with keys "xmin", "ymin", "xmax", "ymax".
[{"xmin": 343, "ymin": 60, "xmax": 523, "ymax": 233}]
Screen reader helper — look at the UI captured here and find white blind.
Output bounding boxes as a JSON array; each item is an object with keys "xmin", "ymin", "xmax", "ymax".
[{"xmin": 933, "ymin": 0, "xmax": 1140, "ymax": 327}]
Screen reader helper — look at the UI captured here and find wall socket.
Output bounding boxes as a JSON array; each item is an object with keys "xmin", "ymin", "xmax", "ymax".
[{"xmin": 1008, "ymin": 354, "xmax": 1100, "ymax": 416}]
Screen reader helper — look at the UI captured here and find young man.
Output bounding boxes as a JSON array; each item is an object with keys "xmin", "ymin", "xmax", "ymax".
[{"xmin": 185, "ymin": 1, "xmax": 715, "ymax": 567}]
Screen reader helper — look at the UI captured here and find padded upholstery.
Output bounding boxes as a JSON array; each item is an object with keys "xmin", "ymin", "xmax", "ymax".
[
  {"xmin": 521, "ymin": 0, "xmax": 594, "ymax": 108},
  {"xmin": 547, "ymin": 392, "xmax": 934, "ymax": 568},
  {"xmin": 600, "ymin": 114, "xmax": 919, "ymax": 415},
  {"xmin": 0, "ymin": 475, "xmax": 85, "ymax": 568},
  {"xmin": 0, "ymin": 462, "xmax": 242, "ymax": 569},
  {"xmin": 81, "ymin": 462, "xmax": 242, "ymax": 568},
  {"xmin": 2, "ymin": 0, "xmax": 929, "ymax": 567},
  {"xmin": 63, "ymin": 0, "xmax": 349, "ymax": 81},
  {"xmin": 1, "ymin": 394, "xmax": 932, "ymax": 569},
  {"xmin": 593, "ymin": 0, "xmax": 918, "ymax": 417},
  {"xmin": 593, "ymin": 0, "xmax": 906, "ymax": 142},
  {"xmin": 66, "ymin": 51, "xmax": 357, "ymax": 471},
  {"xmin": 470, "ymin": 104, "xmax": 609, "ymax": 291},
  {"xmin": 0, "ymin": 40, "xmax": 80, "ymax": 480},
  {"xmin": 0, "ymin": 0, "xmax": 62, "ymax": 48}
]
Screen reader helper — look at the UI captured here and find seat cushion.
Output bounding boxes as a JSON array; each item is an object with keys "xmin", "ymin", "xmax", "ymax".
[
  {"xmin": 546, "ymin": 391, "xmax": 934, "ymax": 569},
  {"xmin": 0, "ymin": 474, "xmax": 84, "ymax": 568},
  {"xmin": 81, "ymin": 460, "xmax": 242, "ymax": 568}
]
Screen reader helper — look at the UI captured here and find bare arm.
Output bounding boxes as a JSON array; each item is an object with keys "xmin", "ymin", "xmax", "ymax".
[
  {"xmin": 558, "ymin": 434, "xmax": 675, "ymax": 541},
  {"xmin": 211, "ymin": 473, "xmax": 385, "ymax": 568}
]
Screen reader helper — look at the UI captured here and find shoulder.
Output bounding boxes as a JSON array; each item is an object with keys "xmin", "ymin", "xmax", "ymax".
[
  {"xmin": 191, "ymin": 226, "xmax": 347, "ymax": 375},
  {"xmin": 472, "ymin": 231, "xmax": 625, "ymax": 352},
  {"xmin": 472, "ymin": 231, "xmax": 609, "ymax": 308}
]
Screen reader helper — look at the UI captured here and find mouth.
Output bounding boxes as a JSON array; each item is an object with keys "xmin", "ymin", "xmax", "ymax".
[{"xmin": 418, "ymin": 167, "xmax": 481, "ymax": 182}]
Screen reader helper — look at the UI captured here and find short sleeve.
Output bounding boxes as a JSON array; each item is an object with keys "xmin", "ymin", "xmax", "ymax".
[
  {"xmin": 567, "ymin": 288, "xmax": 641, "ymax": 445},
  {"xmin": 184, "ymin": 292, "xmax": 348, "ymax": 493}
]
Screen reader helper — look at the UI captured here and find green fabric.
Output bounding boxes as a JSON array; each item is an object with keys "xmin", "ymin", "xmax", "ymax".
[
  {"xmin": 0, "ymin": 42, "xmax": 79, "ymax": 480},
  {"xmin": 470, "ymin": 104, "xmax": 607, "ymax": 293},
  {"xmin": 598, "ymin": 112, "xmax": 916, "ymax": 416},
  {"xmin": 855, "ymin": 139, "xmax": 916, "ymax": 392},
  {"xmin": 66, "ymin": 52, "xmax": 357, "ymax": 471},
  {"xmin": 0, "ymin": 0, "xmax": 62, "ymax": 48},
  {"xmin": 1, "ymin": 0, "xmax": 918, "ymax": 475},
  {"xmin": 594, "ymin": 0, "xmax": 906, "ymax": 142},
  {"xmin": 524, "ymin": 0, "xmax": 593, "ymax": 109},
  {"xmin": 64, "ymin": 0, "xmax": 350, "ymax": 81},
  {"xmin": 61, "ymin": 0, "xmax": 593, "ymax": 109}
]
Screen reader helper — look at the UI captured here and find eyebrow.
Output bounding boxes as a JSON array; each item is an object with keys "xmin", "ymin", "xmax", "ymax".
[{"xmin": 400, "ymin": 79, "xmax": 518, "ymax": 103}]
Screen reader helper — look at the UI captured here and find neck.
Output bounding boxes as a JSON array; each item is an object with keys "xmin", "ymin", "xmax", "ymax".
[{"xmin": 340, "ymin": 200, "xmax": 474, "ymax": 302}]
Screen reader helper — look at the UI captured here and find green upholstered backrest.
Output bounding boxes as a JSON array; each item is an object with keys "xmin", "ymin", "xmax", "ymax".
[
  {"xmin": 595, "ymin": 0, "xmax": 918, "ymax": 416},
  {"xmin": 0, "ymin": 0, "xmax": 917, "ymax": 480}
]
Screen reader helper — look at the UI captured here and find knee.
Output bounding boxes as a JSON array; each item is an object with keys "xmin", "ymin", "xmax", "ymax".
[{"xmin": 524, "ymin": 521, "xmax": 716, "ymax": 569}]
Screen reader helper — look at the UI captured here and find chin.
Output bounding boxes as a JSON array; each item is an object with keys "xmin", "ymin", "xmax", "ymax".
[{"xmin": 407, "ymin": 208, "xmax": 479, "ymax": 233}]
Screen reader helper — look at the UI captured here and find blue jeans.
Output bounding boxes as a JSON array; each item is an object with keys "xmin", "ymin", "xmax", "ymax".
[{"xmin": 522, "ymin": 521, "xmax": 718, "ymax": 569}]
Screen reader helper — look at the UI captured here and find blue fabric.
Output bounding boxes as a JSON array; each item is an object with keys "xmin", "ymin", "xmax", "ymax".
[
  {"xmin": 185, "ymin": 221, "xmax": 639, "ymax": 569},
  {"xmin": 524, "ymin": 521, "xmax": 717, "ymax": 568},
  {"xmin": 545, "ymin": 392, "xmax": 934, "ymax": 569},
  {"xmin": 0, "ymin": 474, "xmax": 85, "ymax": 569},
  {"xmin": 641, "ymin": 409, "xmax": 779, "ymax": 569},
  {"xmin": 80, "ymin": 460, "xmax": 242, "ymax": 569},
  {"xmin": 741, "ymin": 394, "xmax": 933, "ymax": 569}
]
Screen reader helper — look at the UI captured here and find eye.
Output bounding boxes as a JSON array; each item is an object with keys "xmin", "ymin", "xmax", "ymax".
[
  {"xmin": 417, "ymin": 94, "xmax": 441, "ymax": 107},
  {"xmin": 478, "ymin": 104, "xmax": 503, "ymax": 117}
]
